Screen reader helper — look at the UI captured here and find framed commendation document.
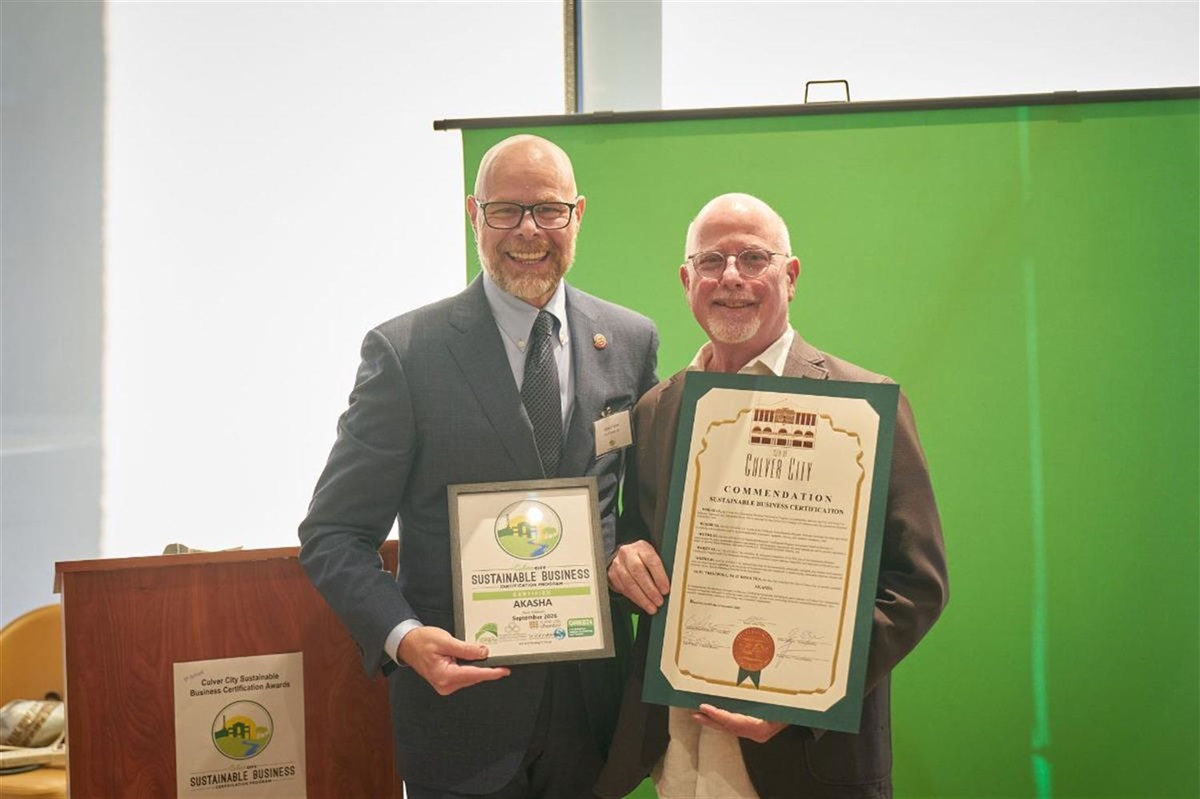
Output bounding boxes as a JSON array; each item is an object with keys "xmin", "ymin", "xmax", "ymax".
[
  {"xmin": 643, "ymin": 372, "xmax": 899, "ymax": 733},
  {"xmin": 448, "ymin": 477, "xmax": 615, "ymax": 666}
]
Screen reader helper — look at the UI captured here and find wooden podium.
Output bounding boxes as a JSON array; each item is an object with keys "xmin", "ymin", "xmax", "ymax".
[{"xmin": 54, "ymin": 545, "xmax": 404, "ymax": 798}]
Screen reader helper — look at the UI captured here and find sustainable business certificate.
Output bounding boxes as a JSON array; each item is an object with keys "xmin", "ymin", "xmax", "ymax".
[
  {"xmin": 643, "ymin": 372, "xmax": 898, "ymax": 733},
  {"xmin": 449, "ymin": 477, "xmax": 615, "ymax": 666}
]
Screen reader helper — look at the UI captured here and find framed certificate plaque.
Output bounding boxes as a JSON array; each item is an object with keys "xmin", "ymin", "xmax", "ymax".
[
  {"xmin": 643, "ymin": 372, "xmax": 899, "ymax": 733},
  {"xmin": 448, "ymin": 477, "xmax": 615, "ymax": 666}
]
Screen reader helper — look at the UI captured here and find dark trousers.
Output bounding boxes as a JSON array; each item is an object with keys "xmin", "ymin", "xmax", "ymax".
[{"xmin": 405, "ymin": 664, "xmax": 603, "ymax": 799}]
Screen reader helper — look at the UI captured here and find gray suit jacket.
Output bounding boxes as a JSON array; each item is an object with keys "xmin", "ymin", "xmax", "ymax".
[
  {"xmin": 299, "ymin": 276, "xmax": 658, "ymax": 793},
  {"xmin": 596, "ymin": 335, "xmax": 948, "ymax": 799}
]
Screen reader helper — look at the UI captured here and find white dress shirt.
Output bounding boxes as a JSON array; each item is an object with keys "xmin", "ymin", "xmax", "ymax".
[{"xmin": 653, "ymin": 326, "xmax": 796, "ymax": 799}]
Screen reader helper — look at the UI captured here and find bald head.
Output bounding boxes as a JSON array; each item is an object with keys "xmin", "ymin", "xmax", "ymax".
[
  {"xmin": 474, "ymin": 134, "xmax": 578, "ymax": 199},
  {"xmin": 467, "ymin": 134, "xmax": 585, "ymax": 307},
  {"xmin": 680, "ymin": 192, "xmax": 800, "ymax": 373},
  {"xmin": 685, "ymin": 193, "xmax": 791, "ymax": 259}
]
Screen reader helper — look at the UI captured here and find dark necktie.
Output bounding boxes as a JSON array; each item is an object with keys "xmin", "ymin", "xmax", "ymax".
[{"xmin": 521, "ymin": 310, "xmax": 563, "ymax": 478}]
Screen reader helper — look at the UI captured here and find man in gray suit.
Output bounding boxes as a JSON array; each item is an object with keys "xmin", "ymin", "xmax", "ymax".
[
  {"xmin": 596, "ymin": 193, "xmax": 948, "ymax": 799},
  {"xmin": 299, "ymin": 134, "xmax": 658, "ymax": 798}
]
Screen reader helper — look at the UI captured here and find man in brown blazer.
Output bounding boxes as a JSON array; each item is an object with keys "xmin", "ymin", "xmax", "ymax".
[{"xmin": 595, "ymin": 193, "xmax": 949, "ymax": 799}]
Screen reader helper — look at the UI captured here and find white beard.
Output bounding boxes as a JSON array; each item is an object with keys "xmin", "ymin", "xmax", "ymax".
[
  {"xmin": 706, "ymin": 314, "xmax": 761, "ymax": 345},
  {"xmin": 703, "ymin": 295, "xmax": 762, "ymax": 345}
]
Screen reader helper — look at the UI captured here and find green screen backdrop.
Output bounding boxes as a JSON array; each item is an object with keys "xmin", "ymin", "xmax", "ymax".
[{"xmin": 450, "ymin": 90, "xmax": 1199, "ymax": 799}]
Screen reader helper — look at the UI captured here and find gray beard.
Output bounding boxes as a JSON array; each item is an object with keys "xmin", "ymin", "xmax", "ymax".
[
  {"xmin": 477, "ymin": 241, "xmax": 569, "ymax": 304},
  {"xmin": 491, "ymin": 269, "xmax": 559, "ymax": 304}
]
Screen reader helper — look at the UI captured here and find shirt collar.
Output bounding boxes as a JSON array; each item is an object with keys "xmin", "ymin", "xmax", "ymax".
[
  {"xmin": 482, "ymin": 271, "xmax": 569, "ymax": 351},
  {"xmin": 689, "ymin": 327, "xmax": 795, "ymax": 376}
]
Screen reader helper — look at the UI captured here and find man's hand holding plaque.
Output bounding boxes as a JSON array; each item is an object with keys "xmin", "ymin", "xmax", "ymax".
[{"xmin": 607, "ymin": 540, "xmax": 669, "ymax": 615}]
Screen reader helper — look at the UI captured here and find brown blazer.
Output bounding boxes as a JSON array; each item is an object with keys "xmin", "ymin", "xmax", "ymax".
[{"xmin": 595, "ymin": 335, "xmax": 949, "ymax": 799}]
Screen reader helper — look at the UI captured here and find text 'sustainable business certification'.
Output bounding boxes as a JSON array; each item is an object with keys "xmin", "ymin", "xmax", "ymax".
[
  {"xmin": 449, "ymin": 477, "xmax": 615, "ymax": 666},
  {"xmin": 644, "ymin": 372, "xmax": 898, "ymax": 733}
]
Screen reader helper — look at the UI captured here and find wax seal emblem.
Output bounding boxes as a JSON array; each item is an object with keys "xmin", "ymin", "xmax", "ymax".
[
  {"xmin": 732, "ymin": 627, "xmax": 775, "ymax": 671},
  {"xmin": 592, "ymin": 334, "xmax": 607, "ymax": 350},
  {"xmin": 733, "ymin": 627, "xmax": 774, "ymax": 687}
]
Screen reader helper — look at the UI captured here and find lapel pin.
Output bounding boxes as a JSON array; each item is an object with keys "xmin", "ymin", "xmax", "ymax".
[{"xmin": 593, "ymin": 333, "xmax": 608, "ymax": 350}]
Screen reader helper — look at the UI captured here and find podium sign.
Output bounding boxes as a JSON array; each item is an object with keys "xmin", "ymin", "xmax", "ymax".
[{"xmin": 56, "ymin": 546, "xmax": 403, "ymax": 798}]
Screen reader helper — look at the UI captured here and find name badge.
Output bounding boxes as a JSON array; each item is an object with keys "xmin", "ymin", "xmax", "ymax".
[{"xmin": 594, "ymin": 409, "xmax": 633, "ymax": 458}]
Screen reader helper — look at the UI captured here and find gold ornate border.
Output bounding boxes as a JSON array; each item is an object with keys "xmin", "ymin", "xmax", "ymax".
[{"xmin": 669, "ymin": 405, "xmax": 868, "ymax": 699}]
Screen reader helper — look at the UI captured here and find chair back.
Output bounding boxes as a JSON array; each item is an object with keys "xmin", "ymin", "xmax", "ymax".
[{"xmin": 0, "ymin": 605, "xmax": 64, "ymax": 704}]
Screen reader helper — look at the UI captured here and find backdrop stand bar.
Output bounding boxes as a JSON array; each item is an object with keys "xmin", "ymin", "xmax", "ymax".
[{"xmin": 433, "ymin": 85, "xmax": 1198, "ymax": 131}]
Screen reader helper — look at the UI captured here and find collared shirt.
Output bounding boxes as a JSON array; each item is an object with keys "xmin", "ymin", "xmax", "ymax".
[
  {"xmin": 688, "ymin": 326, "xmax": 795, "ymax": 377},
  {"xmin": 481, "ymin": 271, "xmax": 573, "ymax": 430},
  {"xmin": 385, "ymin": 274, "xmax": 574, "ymax": 665},
  {"xmin": 654, "ymin": 326, "xmax": 797, "ymax": 799}
]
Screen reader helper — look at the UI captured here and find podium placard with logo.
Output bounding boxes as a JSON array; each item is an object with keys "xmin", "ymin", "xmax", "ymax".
[
  {"xmin": 54, "ymin": 547, "xmax": 403, "ymax": 798},
  {"xmin": 174, "ymin": 652, "xmax": 306, "ymax": 798}
]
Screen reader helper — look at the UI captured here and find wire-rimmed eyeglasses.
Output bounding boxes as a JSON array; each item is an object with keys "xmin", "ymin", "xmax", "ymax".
[
  {"xmin": 687, "ymin": 248, "xmax": 788, "ymax": 279},
  {"xmin": 477, "ymin": 200, "xmax": 579, "ymax": 230}
]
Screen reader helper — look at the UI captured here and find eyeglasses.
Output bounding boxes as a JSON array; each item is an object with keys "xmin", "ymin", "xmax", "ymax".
[
  {"xmin": 687, "ymin": 248, "xmax": 787, "ymax": 279},
  {"xmin": 477, "ymin": 200, "xmax": 579, "ymax": 230}
]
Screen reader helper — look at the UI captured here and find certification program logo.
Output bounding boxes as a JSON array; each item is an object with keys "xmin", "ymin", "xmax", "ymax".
[
  {"xmin": 494, "ymin": 500, "xmax": 563, "ymax": 560},
  {"xmin": 211, "ymin": 701, "xmax": 273, "ymax": 760}
]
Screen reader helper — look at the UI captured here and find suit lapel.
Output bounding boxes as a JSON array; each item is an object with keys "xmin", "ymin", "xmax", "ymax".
[
  {"xmin": 782, "ymin": 334, "xmax": 831, "ymax": 379},
  {"xmin": 650, "ymin": 374, "xmax": 686, "ymax": 543},
  {"xmin": 559, "ymin": 286, "xmax": 604, "ymax": 477},
  {"xmin": 444, "ymin": 278, "xmax": 542, "ymax": 474}
]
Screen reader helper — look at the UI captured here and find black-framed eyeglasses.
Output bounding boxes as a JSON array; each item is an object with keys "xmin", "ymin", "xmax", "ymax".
[
  {"xmin": 477, "ymin": 200, "xmax": 579, "ymax": 230},
  {"xmin": 687, "ymin": 248, "xmax": 787, "ymax": 278}
]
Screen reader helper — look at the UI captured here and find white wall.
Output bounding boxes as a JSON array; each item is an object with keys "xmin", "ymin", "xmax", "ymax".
[
  {"xmin": 104, "ymin": 2, "xmax": 563, "ymax": 556},
  {"xmin": 661, "ymin": 1, "xmax": 1198, "ymax": 107},
  {"xmin": 27, "ymin": 0, "xmax": 1200, "ymax": 564}
]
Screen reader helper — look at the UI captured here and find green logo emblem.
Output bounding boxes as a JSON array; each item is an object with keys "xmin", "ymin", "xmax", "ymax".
[
  {"xmin": 567, "ymin": 618, "xmax": 595, "ymax": 637},
  {"xmin": 212, "ymin": 700, "xmax": 272, "ymax": 760},
  {"xmin": 474, "ymin": 623, "xmax": 499, "ymax": 642},
  {"xmin": 495, "ymin": 500, "xmax": 562, "ymax": 560}
]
